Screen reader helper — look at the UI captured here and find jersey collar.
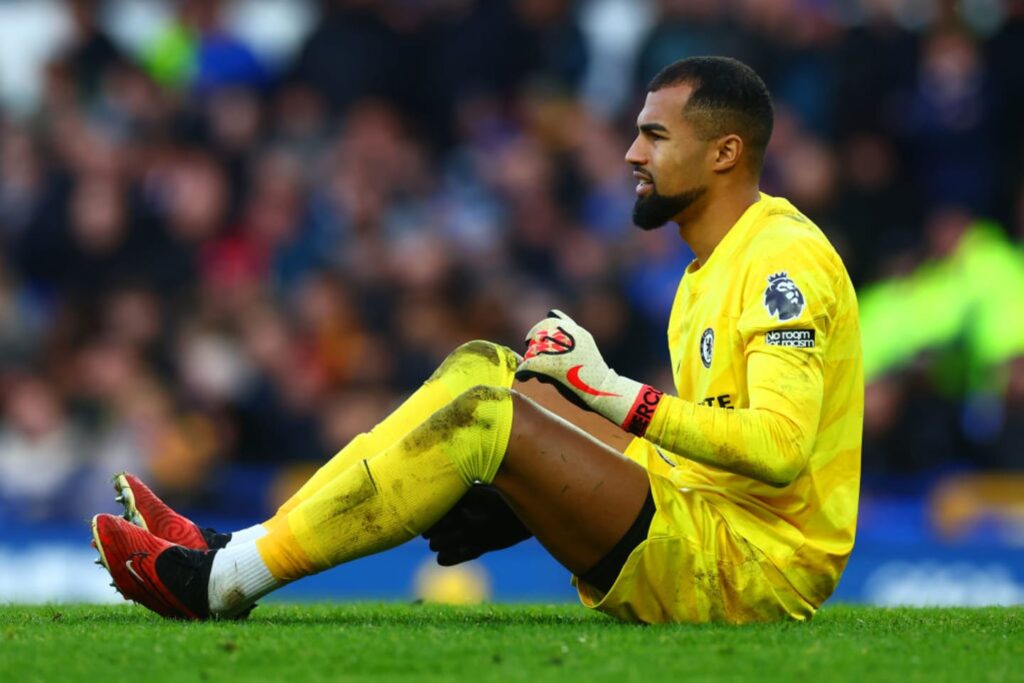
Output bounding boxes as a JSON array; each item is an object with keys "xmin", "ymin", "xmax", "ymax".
[{"xmin": 681, "ymin": 192, "xmax": 774, "ymax": 290}]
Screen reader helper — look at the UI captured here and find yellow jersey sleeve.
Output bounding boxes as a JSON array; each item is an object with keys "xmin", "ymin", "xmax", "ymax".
[{"xmin": 643, "ymin": 217, "xmax": 839, "ymax": 487}]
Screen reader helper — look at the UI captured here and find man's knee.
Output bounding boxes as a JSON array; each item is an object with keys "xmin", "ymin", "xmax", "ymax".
[
  {"xmin": 433, "ymin": 385, "xmax": 514, "ymax": 485},
  {"xmin": 430, "ymin": 341, "xmax": 521, "ymax": 394}
]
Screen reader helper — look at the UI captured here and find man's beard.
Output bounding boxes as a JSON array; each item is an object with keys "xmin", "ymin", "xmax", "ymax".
[{"xmin": 632, "ymin": 184, "xmax": 708, "ymax": 230}]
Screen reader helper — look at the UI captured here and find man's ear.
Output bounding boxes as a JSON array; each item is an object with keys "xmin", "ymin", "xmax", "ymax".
[{"xmin": 712, "ymin": 134, "xmax": 744, "ymax": 172}]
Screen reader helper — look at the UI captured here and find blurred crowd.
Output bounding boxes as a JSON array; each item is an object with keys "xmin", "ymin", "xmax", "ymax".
[{"xmin": 0, "ymin": 0, "xmax": 1022, "ymax": 522}]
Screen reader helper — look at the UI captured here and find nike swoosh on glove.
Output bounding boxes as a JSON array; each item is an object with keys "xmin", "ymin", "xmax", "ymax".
[{"xmin": 515, "ymin": 309, "xmax": 665, "ymax": 436}]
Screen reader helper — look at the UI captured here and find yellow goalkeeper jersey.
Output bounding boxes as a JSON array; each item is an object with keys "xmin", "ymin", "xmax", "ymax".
[{"xmin": 644, "ymin": 192, "xmax": 863, "ymax": 608}]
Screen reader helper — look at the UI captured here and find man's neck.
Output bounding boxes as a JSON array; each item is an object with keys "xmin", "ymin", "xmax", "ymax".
[{"xmin": 677, "ymin": 186, "xmax": 761, "ymax": 266}]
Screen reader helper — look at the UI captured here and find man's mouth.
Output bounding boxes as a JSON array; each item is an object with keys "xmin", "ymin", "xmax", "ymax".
[{"xmin": 633, "ymin": 171, "xmax": 654, "ymax": 197}]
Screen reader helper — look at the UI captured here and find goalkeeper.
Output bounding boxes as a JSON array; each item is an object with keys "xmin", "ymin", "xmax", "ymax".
[{"xmin": 91, "ymin": 56, "xmax": 863, "ymax": 624}]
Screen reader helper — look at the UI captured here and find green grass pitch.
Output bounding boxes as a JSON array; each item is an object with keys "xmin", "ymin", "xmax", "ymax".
[{"xmin": 1, "ymin": 603, "xmax": 1020, "ymax": 682}]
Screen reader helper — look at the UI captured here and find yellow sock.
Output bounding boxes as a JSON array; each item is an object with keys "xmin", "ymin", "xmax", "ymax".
[
  {"xmin": 256, "ymin": 386, "xmax": 514, "ymax": 580},
  {"xmin": 264, "ymin": 341, "xmax": 519, "ymax": 531}
]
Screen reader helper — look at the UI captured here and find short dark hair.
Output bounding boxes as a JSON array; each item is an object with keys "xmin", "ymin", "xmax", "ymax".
[{"xmin": 648, "ymin": 56, "xmax": 774, "ymax": 169}]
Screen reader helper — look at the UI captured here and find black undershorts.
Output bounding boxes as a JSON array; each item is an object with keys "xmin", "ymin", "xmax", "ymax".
[{"xmin": 579, "ymin": 488, "xmax": 656, "ymax": 594}]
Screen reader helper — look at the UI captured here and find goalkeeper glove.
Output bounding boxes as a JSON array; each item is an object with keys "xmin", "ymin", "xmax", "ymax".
[
  {"xmin": 422, "ymin": 485, "xmax": 532, "ymax": 566},
  {"xmin": 515, "ymin": 309, "xmax": 664, "ymax": 436}
]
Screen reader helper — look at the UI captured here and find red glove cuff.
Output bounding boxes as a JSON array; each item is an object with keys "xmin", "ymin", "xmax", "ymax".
[{"xmin": 620, "ymin": 385, "xmax": 664, "ymax": 436}]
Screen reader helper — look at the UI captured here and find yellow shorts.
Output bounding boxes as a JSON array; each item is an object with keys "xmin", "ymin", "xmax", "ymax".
[{"xmin": 575, "ymin": 438, "xmax": 815, "ymax": 624}]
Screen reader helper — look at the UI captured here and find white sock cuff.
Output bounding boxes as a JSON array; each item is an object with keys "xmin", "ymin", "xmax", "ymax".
[
  {"xmin": 227, "ymin": 524, "xmax": 268, "ymax": 547},
  {"xmin": 208, "ymin": 542, "xmax": 281, "ymax": 617}
]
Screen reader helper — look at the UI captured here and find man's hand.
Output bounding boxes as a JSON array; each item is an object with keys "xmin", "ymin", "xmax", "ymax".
[
  {"xmin": 422, "ymin": 485, "xmax": 532, "ymax": 566},
  {"xmin": 516, "ymin": 310, "xmax": 665, "ymax": 436}
]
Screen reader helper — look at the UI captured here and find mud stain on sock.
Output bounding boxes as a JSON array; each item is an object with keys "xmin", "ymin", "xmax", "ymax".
[
  {"xmin": 406, "ymin": 386, "xmax": 505, "ymax": 454},
  {"xmin": 359, "ymin": 506, "xmax": 383, "ymax": 537},
  {"xmin": 429, "ymin": 341, "xmax": 520, "ymax": 383},
  {"xmin": 222, "ymin": 588, "xmax": 249, "ymax": 614},
  {"xmin": 321, "ymin": 463, "xmax": 378, "ymax": 522}
]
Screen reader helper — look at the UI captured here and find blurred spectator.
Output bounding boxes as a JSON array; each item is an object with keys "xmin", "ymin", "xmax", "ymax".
[
  {"xmin": 143, "ymin": 0, "xmax": 270, "ymax": 93},
  {"xmin": 634, "ymin": 0, "xmax": 736, "ymax": 89},
  {"xmin": 832, "ymin": 133, "xmax": 922, "ymax": 282},
  {"xmin": 906, "ymin": 27, "xmax": 995, "ymax": 213},
  {"xmin": 988, "ymin": 357, "xmax": 1024, "ymax": 469},
  {"xmin": 859, "ymin": 208, "xmax": 1024, "ymax": 473},
  {"xmin": 834, "ymin": 0, "xmax": 919, "ymax": 141},
  {"xmin": 987, "ymin": 0, "xmax": 1024, "ymax": 227},
  {"xmin": 61, "ymin": 0, "xmax": 128, "ymax": 103},
  {"xmin": 0, "ymin": 374, "xmax": 84, "ymax": 520}
]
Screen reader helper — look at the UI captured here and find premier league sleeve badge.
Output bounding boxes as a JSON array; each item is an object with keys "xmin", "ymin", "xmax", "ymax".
[{"xmin": 763, "ymin": 272, "xmax": 806, "ymax": 321}]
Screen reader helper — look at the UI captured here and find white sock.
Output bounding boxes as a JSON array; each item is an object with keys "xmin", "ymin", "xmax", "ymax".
[
  {"xmin": 208, "ymin": 542, "xmax": 282, "ymax": 617},
  {"xmin": 227, "ymin": 524, "xmax": 268, "ymax": 547}
]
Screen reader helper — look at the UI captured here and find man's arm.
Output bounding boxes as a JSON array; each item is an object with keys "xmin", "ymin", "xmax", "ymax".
[
  {"xmin": 517, "ymin": 245, "xmax": 835, "ymax": 488},
  {"xmin": 643, "ymin": 343, "xmax": 823, "ymax": 487}
]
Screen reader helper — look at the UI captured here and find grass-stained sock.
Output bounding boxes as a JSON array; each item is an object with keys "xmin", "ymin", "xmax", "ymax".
[
  {"xmin": 256, "ymin": 386, "xmax": 514, "ymax": 581},
  {"xmin": 264, "ymin": 342, "xmax": 519, "ymax": 530}
]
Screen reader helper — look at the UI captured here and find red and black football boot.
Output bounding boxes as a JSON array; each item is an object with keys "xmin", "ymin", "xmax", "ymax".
[
  {"xmin": 91, "ymin": 513, "xmax": 214, "ymax": 620},
  {"xmin": 113, "ymin": 472, "xmax": 230, "ymax": 550}
]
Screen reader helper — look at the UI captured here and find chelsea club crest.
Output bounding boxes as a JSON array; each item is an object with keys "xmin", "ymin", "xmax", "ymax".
[
  {"xmin": 700, "ymin": 327, "xmax": 714, "ymax": 368},
  {"xmin": 763, "ymin": 272, "xmax": 806, "ymax": 321}
]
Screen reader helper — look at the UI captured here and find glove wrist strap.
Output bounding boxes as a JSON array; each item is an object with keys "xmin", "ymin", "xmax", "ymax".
[{"xmin": 619, "ymin": 385, "xmax": 664, "ymax": 436}]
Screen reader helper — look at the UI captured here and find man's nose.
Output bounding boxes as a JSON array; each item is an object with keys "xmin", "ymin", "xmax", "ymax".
[{"xmin": 624, "ymin": 137, "xmax": 647, "ymax": 166}]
